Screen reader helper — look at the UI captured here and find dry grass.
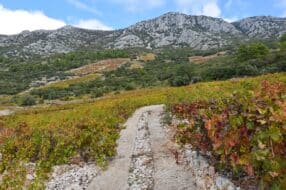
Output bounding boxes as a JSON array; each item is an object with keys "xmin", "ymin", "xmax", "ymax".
[
  {"xmin": 70, "ymin": 58, "xmax": 130, "ymax": 76},
  {"xmin": 0, "ymin": 96, "xmax": 14, "ymax": 108},
  {"xmin": 129, "ymin": 61, "xmax": 144, "ymax": 69},
  {"xmin": 189, "ymin": 51, "xmax": 227, "ymax": 64},
  {"xmin": 41, "ymin": 74, "xmax": 99, "ymax": 89},
  {"xmin": 139, "ymin": 53, "xmax": 156, "ymax": 62}
]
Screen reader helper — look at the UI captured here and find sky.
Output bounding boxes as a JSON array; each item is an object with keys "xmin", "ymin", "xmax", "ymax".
[{"xmin": 0, "ymin": 0, "xmax": 285, "ymax": 35}]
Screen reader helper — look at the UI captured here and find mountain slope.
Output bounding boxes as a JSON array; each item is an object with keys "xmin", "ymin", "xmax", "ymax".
[
  {"xmin": 112, "ymin": 12, "xmax": 243, "ymax": 50},
  {"xmin": 233, "ymin": 16, "xmax": 286, "ymax": 38},
  {"xmin": 0, "ymin": 12, "xmax": 286, "ymax": 57},
  {"xmin": 0, "ymin": 26, "xmax": 114, "ymax": 57}
]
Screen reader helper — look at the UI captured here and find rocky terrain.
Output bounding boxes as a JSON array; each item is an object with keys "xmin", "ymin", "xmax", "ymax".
[
  {"xmin": 0, "ymin": 12, "xmax": 286, "ymax": 57},
  {"xmin": 0, "ymin": 109, "xmax": 14, "ymax": 116},
  {"xmin": 233, "ymin": 16, "xmax": 286, "ymax": 38},
  {"xmin": 46, "ymin": 164, "xmax": 99, "ymax": 190},
  {"xmin": 0, "ymin": 26, "xmax": 114, "ymax": 57}
]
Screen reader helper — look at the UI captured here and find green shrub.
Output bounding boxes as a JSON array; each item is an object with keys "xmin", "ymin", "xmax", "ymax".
[
  {"xmin": 280, "ymin": 33, "xmax": 286, "ymax": 43},
  {"xmin": 20, "ymin": 96, "xmax": 36, "ymax": 106},
  {"xmin": 280, "ymin": 33, "xmax": 286, "ymax": 51},
  {"xmin": 170, "ymin": 75, "xmax": 190, "ymax": 86},
  {"xmin": 237, "ymin": 43, "xmax": 269, "ymax": 62},
  {"xmin": 91, "ymin": 89, "xmax": 104, "ymax": 98}
]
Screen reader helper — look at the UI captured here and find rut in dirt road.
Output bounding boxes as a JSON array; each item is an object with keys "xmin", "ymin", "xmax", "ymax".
[
  {"xmin": 87, "ymin": 105, "xmax": 196, "ymax": 190},
  {"xmin": 148, "ymin": 106, "xmax": 195, "ymax": 190}
]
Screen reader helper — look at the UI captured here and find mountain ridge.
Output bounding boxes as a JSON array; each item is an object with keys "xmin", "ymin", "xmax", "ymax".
[{"xmin": 1, "ymin": 12, "xmax": 286, "ymax": 57}]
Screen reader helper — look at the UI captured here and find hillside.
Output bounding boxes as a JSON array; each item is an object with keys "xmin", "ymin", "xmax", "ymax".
[
  {"xmin": 1, "ymin": 13, "xmax": 286, "ymax": 57},
  {"xmin": 0, "ymin": 73, "xmax": 285, "ymax": 189},
  {"xmin": 0, "ymin": 36, "xmax": 284, "ymax": 106}
]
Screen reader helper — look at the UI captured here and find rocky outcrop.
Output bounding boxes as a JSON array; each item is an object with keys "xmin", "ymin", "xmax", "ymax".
[
  {"xmin": 1, "ymin": 12, "xmax": 286, "ymax": 57},
  {"xmin": 120, "ymin": 12, "xmax": 242, "ymax": 50},
  {"xmin": 0, "ymin": 26, "xmax": 114, "ymax": 57},
  {"xmin": 233, "ymin": 16, "xmax": 286, "ymax": 38}
]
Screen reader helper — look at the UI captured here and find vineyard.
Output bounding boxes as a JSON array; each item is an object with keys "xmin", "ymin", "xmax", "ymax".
[
  {"xmin": 0, "ymin": 73, "xmax": 285, "ymax": 189},
  {"xmin": 39, "ymin": 74, "xmax": 99, "ymax": 89},
  {"xmin": 70, "ymin": 58, "xmax": 130, "ymax": 76},
  {"xmin": 171, "ymin": 80, "xmax": 286, "ymax": 189}
]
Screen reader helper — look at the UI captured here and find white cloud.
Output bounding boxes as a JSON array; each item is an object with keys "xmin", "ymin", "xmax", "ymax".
[
  {"xmin": 113, "ymin": 0, "xmax": 165, "ymax": 12},
  {"xmin": 175, "ymin": 0, "xmax": 221, "ymax": 17},
  {"xmin": 176, "ymin": 0, "xmax": 195, "ymax": 14},
  {"xmin": 67, "ymin": 0, "xmax": 101, "ymax": 15},
  {"xmin": 0, "ymin": 4, "xmax": 113, "ymax": 35},
  {"xmin": 75, "ymin": 19, "xmax": 113, "ymax": 30},
  {"xmin": 0, "ymin": 4, "xmax": 66, "ymax": 35},
  {"xmin": 202, "ymin": 2, "xmax": 221, "ymax": 17}
]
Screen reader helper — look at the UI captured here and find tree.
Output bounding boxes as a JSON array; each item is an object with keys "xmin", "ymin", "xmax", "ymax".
[
  {"xmin": 170, "ymin": 76, "xmax": 190, "ymax": 86},
  {"xmin": 236, "ymin": 43, "xmax": 269, "ymax": 62},
  {"xmin": 280, "ymin": 33, "xmax": 286, "ymax": 50},
  {"xmin": 280, "ymin": 33, "xmax": 286, "ymax": 43},
  {"xmin": 20, "ymin": 96, "xmax": 36, "ymax": 106}
]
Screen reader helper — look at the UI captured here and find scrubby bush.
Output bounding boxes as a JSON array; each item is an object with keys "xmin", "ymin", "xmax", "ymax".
[
  {"xmin": 170, "ymin": 75, "xmax": 190, "ymax": 86},
  {"xmin": 237, "ymin": 43, "xmax": 269, "ymax": 62},
  {"xmin": 280, "ymin": 33, "xmax": 286, "ymax": 50},
  {"xmin": 280, "ymin": 33, "xmax": 286, "ymax": 43},
  {"xmin": 91, "ymin": 89, "xmax": 104, "ymax": 98},
  {"xmin": 20, "ymin": 96, "xmax": 36, "ymax": 106}
]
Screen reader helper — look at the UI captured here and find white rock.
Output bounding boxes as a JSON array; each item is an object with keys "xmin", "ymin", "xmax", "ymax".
[{"xmin": 26, "ymin": 174, "xmax": 34, "ymax": 181}]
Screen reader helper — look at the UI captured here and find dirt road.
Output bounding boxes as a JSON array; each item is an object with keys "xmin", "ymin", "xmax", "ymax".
[
  {"xmin": 88, "ymin": 105, "xmax": 196, "ymax": 190},
  {"xmin": 48, "ymin": 105, "xmax": 237, "ymax": 190}
]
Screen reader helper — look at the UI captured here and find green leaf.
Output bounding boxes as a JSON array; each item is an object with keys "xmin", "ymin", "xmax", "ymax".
[
  {"xmin": 254, "ymin": 149, "xmax": 269, "ymax": 161},
  {"xmin": 246, "ymin": 121, "xmax": 254, "ymax": 129},
  {"xmin": 268, "ymin": 126, "xmax": 282, "ymax": 142}
]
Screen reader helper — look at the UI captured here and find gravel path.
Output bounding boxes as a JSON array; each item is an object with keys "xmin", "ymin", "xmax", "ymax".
[
  {"xmin": 148, "ymin": 106, "xmax": 195, "ymax": 190},
  {"xmin": 49, "ymin": 105, "xmax": 238, "ymax": 190},
  {"xmin": 87, "ymin": 106, "xmax": 156, "ymax": 190},
  {"xmin": 88, "ymin": 105, "xmax": 196, "ymax": 190}
]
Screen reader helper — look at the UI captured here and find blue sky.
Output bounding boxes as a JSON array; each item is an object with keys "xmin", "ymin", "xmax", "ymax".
[{"xmin": 0, "ymin": 0, "xmax": 285, "ymax": 34}]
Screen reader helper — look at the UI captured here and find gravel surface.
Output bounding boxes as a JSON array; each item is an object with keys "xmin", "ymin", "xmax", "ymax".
[
  {"xmin": 128, "ymin": 112, "xmax": 154, "ymax": 190},
  {"xmin": 46, "ymin": 164, "xmax": 98, "ymax": 190},
  {"xmin": 0, "ymin": 109, "xmax": 14, "ymax": 116},
  {"xmin": 45, "ymin": 105, "xmax": 240, "ymax": 190},
  {"xmin": 183, "ymin": 146, "xmax": 240, "ymax": 190},
  {"xmin": 148, "ymin": 106, "xmax": 196, "ymax": 190},
  {"xmin": 87, "ymin": 106, "xmax": 153, "ymax": 190}
]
